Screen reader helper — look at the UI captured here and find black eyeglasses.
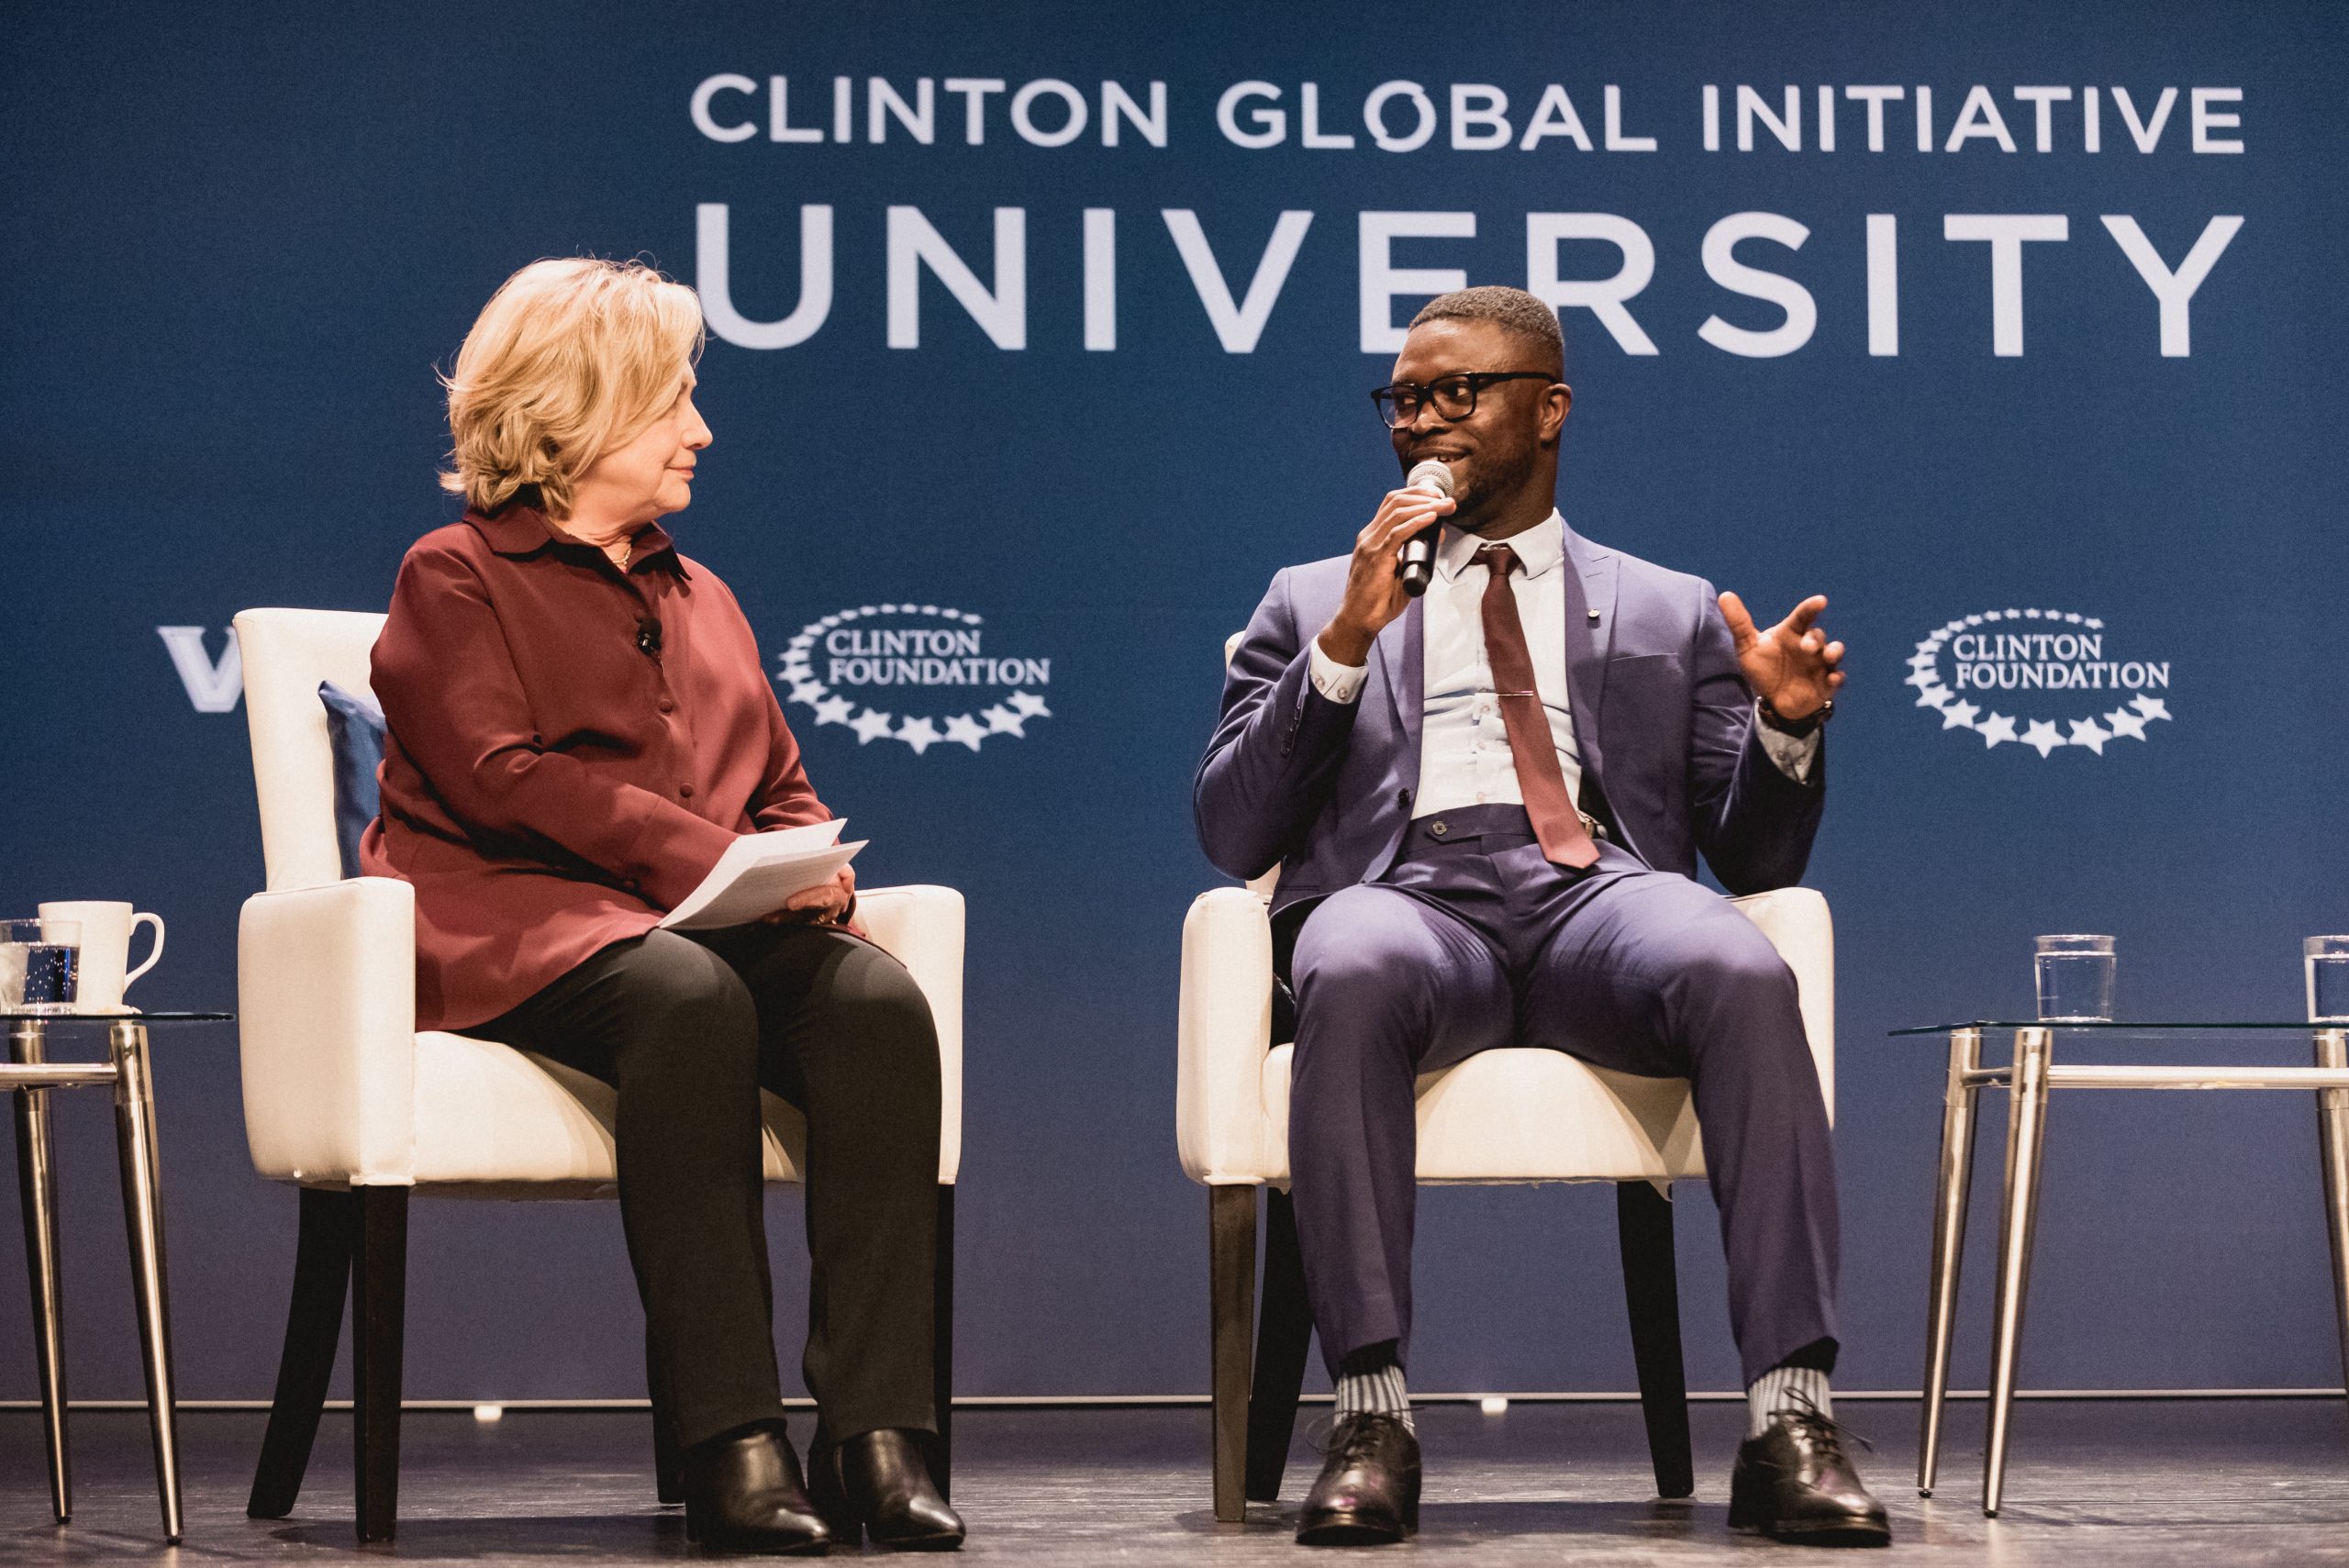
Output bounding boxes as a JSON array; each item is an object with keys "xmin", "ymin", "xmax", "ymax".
[{"xmin": 1371, "ymin": 371, "xmax": 1555, "ymax": 429}]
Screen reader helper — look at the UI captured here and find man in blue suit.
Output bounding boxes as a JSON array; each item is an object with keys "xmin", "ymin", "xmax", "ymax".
[{"xmin": 1195, "ymin": 287, "xmax": 1886, "ymax": 1548}]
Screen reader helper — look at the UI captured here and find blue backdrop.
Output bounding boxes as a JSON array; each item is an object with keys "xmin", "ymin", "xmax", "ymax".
[{"xmin": 5, "ymin": 0, "xmax": 2345, "ymax": 1407}]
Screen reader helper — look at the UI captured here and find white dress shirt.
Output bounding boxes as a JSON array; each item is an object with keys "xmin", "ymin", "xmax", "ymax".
[{"xmin": 1306, "ymin": 511, "xmax": 1817, "ymax": 821}]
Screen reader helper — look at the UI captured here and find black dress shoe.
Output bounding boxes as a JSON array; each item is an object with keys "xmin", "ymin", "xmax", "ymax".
[
  {"xmin": 681, "ymin": 1422, "xmax": 833, "ymax": 1555},
  {"xmin": 1729, "ymin": 1404, "xmax": 1892, "ymax": 1547},
  {"xmin": 809, "ymin": 1429, "xmax": 965, "ymax": 1551},
  {"xmin": 1296, "ymin": 1413, "xmax": 1419, "ymax": 1546}
]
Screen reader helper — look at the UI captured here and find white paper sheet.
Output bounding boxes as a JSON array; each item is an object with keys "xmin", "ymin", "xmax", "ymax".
[{"xmin": 658, "ymin": 819, "xmax": 866, "ymax": 931}]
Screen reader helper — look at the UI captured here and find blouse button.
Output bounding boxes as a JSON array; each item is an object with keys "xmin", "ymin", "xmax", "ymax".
[
  {"xmin": 679, "ymin": 783, "xmax": 696, "ymax": 800},
  {"xmin": 658, "ymin": 696, "xmax": 675, "ymax": 714}
]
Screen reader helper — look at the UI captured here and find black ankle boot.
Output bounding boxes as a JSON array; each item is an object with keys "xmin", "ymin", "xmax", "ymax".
[
  {"xmin": 809, "ymin": 1429, "xmax": 964, "ymax": 1551},
  {"xmin": 681, "ymin": 1422, "xmax": 832, "ymax": 1555}
]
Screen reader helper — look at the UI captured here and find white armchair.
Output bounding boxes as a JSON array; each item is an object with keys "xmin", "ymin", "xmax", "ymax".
[
  {"xmin": 1180, "ymin": 641, "xmax": 1835, "ymax": 1522},
  {"xmin": 229, "ymin": 607, "xmax": 964, "ymax": 1543}
]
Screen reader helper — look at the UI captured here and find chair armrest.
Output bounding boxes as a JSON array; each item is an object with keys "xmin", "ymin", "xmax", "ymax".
[
  {"xmin": 1727, "ymin": 885, "xmax": 1836, "ymax": 1117},
  {"xmin": 237, "ymin": 876, "xmax": 419, "ymax": 1185},
  {"xmin": 1177, "ymin": 887, "xmax": 1276, "ymax": 1184},
  {"xmin": 853, "ymin": 884, "xmax": 965, "ymax": 1184}
]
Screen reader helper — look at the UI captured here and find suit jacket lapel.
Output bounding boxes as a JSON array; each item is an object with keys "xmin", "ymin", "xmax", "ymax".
[
  {"xmin": 1563, "ymin": 527, "xmax": 1619, "ymax": 781},
  {"xmin": 1372, "ymin": 594, "xmax": 1424, "ymax": 766}
]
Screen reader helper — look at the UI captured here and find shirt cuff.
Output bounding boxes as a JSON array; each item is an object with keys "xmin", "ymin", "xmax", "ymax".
[
  {"xmin": 1308, "ymin": 638, "xmax": 1369, "ymax": 705},
  {"xmin": 1754, "ymin": 701, "xmax": 1821, "ymax": 784}
]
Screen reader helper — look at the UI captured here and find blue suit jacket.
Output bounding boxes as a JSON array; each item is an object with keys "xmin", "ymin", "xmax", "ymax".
[{"xmin": 1194, "ymin": 524, "xmax": 1825, "ymax": 920}]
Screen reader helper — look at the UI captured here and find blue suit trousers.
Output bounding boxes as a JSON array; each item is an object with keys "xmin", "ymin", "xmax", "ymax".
[{"xmin": 1286, "ymin": 806, "xmax": 1840, "ymax": 1385}]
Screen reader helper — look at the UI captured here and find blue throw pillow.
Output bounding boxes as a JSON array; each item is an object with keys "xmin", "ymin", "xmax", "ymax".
[{"xmin": 317, "ymin": 681, "xmax": 386, "ymax": 879}]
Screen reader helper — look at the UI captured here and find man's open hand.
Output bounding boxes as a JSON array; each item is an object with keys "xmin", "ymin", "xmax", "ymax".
[{"xmin": 1718, "ymin": 592, "xmax": 1845, "ymax": 720}]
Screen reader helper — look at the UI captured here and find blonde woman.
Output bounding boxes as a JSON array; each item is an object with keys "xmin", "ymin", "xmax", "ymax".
[{"xmin": 362, "ymin": 258, "xmax": 962, "ymax": 1554}]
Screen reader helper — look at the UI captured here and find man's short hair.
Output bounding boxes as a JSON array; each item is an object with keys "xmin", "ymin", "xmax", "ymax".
[{"xmin": 1407, "ymin": 286, "xmax": 1564, "ymax": 372}]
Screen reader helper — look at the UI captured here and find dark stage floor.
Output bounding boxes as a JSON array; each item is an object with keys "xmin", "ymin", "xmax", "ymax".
[{"xmin": 6, "ymin": 1399, "xmax": 2349, "ymax": 1564}]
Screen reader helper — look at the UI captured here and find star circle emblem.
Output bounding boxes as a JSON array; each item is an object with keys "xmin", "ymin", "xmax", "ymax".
[
  {"xmin": 1910, "ymin": 608, "xmax": 2171, "ymax": 759},
  {"xmin": 776, "ymin": 604, "xmax": 1051, "ymax": 754}
]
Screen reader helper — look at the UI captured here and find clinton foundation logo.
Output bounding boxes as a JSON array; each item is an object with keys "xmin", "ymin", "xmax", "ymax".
[
  {"xmin": 776, "ymin": 604, "xmax": 1052, "ymax": 754},
  {"xmin": 1907, "ymin": 607, "xmax": 2172, "ymax": 758}
]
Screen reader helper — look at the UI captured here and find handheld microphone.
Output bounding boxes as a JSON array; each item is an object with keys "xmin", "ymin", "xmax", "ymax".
[
  {"xmin": 1397, "ymin": 459, "xmax": 1453, "ymax": 598},
  {"xmin": 635, "ymin": 616, "xmax": 663, "ymax": 660}
]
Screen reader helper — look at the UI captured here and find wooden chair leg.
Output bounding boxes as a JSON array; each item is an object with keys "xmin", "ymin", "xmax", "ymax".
[
  {"xmin": 929, "ymin": 1184, "xmax": 955, "ymax": 1501},
  {"xmin": 651, "ymin": 1414, "xmax": 684, "ymax": 1506},
  {"xmin": 248, "ymin": 1187, "xmax": 356, "ymax": 1519},
  {"xmin": 1244, "ymin": 1186, "xmax": 1313, "ymax": 1502},
  {"xmin": 1617, "ymin": 1181, "xmax": 1694, "ymax": 1499},
  {"xmin": 648, "ymin": 1328, "xmax": 683, "ymax": 1506},
  {"xmin": 1208, "ymin": 1185, "xmax": 1257, "ymax": 1523},
  {"xmin": 351, "ymin": 1186, "xmax": 408, "ymax": 1543}
]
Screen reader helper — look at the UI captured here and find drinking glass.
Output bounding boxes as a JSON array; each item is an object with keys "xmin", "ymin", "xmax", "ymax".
[
  {"xmin": 2034, "ymin": 934, "xmax": 2116, "ymax": 1022},
  {"xmin": 2309, "ymin": 937, "xmax": 2349, "ymax": 1024},
  {"xmin": 0, "ymin": 918, "xmax": 80, "ymax": 1014}
]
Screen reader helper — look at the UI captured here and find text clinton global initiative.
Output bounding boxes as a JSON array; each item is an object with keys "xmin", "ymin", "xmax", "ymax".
[{"xmin": 691, "ymin": 76, "xmax": 2245, "ymax": 159}]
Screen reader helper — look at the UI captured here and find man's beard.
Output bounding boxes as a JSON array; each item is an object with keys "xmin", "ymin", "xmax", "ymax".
[{"xmin": 1445, "ymin": 464, "xmax": 1518, "ymax": 532}]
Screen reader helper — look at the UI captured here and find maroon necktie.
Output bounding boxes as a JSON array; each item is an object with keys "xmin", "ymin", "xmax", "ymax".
[{"xmin": 1474, "ymin": 543, "xmax": 1598, "ymax": 868}]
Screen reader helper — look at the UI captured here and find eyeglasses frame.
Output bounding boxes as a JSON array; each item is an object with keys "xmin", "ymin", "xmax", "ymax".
[{"xmin": 1370, "ymin": 370, "xmax": 1560, "ymax": 429}]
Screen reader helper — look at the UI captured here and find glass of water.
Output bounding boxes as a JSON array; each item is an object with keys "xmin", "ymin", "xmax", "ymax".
[
  {"xmin": 2309, "ymin": 937, "xmax": 2349, "ymax": 1024},
  {"xmin": 2035, "ymin": 934, "xmax": 2116, "ymax": 1022},
  {"xmin": 0, "ymin": 918, "xmax": 80, "ymax": 1014}
]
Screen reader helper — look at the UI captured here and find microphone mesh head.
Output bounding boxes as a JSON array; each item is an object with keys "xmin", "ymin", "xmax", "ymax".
[{"xmin": 1405, "ymin": 458, "xmax": 1454, "ymax": 498}]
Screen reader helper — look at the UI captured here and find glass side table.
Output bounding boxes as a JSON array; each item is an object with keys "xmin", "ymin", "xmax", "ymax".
[
  {"xmin": 1889, "ymin": 1020, "xmax": 2349, "ymax": 1518},
  {"xmin": 6, "ymin": 1008, "xmax": 229, "ymax": 1544}
]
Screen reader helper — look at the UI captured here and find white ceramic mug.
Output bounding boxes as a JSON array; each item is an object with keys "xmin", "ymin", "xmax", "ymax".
[{"xmin": 38, "ymin": 901, "xmax": 164, "ymax": 1013}]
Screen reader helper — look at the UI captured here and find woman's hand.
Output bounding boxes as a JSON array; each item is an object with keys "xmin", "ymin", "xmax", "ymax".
[{"xmin": 765, "ymin": 866, "xmax": 855, "ymax": 925}]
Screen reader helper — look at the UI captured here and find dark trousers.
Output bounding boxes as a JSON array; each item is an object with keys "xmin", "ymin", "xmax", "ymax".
[
  {"xmin": 1286, "ymin": 806, "xmax": 1839, "ymax": 1386},
  {"xmin": 473, "ymin": 921, "xmax": 941, "ymax": 1450}
]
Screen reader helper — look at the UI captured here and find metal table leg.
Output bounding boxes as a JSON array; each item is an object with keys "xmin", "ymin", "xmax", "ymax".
[
  {"xmin": 12, "ymin": 1020, "xmax": 71, "ymax": 1524},
  {"xmin": 2313, "ymin": 1029, "xmax": 2349, "ymax": 1403},
  {"xmin": 1983, "ymin": 1026, "xmax": 2053, "ymax": 1517},
  {"xmin": 110, "ymin": 1020, "xmax": 181, "ymax": 1543},
  {"xmin": 1918, "ymin": 1026, "xmax": 1983, "ymax": 1496}
]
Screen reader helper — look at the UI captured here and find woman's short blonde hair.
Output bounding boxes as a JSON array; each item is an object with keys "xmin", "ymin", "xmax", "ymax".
[{"xmin": 440, "ymin": 257, "xmax": 705, "ymax": 517}]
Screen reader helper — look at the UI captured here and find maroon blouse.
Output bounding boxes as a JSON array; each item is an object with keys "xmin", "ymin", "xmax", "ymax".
[{"xmin": 360, "ymin": 506, "xmax": 829, "ymax": 1030}]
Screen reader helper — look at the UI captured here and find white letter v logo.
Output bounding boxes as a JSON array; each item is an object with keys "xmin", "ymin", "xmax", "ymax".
[{"xmin": 157, "ymin": 626, "xmax": 243, "ymax": 713}]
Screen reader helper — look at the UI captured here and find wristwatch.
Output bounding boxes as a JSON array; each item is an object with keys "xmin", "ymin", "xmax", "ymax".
[{"xmin": 1757, "ymin": 695, "xmax": 1833, "ymax": 738}]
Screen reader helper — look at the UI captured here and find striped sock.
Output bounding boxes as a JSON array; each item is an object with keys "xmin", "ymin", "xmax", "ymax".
[
  {"xmin": 1747, "ymin": 1363, "xmax": 1832, "ymax": 1439},
  {"xmin": 1334, "ymin": 1347, "xmax": 1414, "ymax": 1433}
]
